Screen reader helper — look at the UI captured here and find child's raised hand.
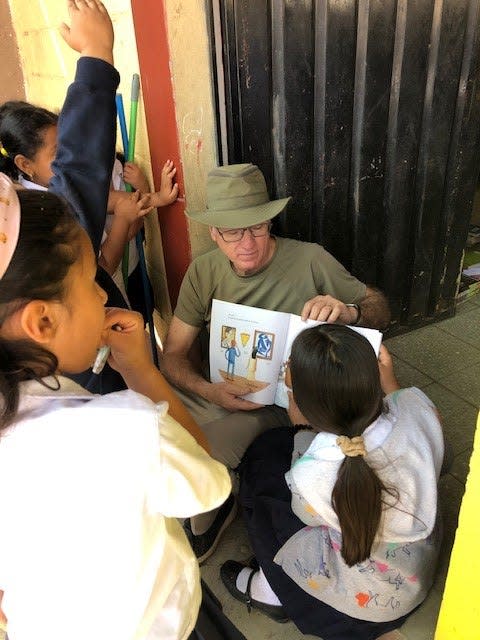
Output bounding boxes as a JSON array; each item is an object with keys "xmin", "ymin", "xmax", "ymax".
[
  {"xmin": 60, "ymin": 0, "xmax": 114, "ymax": 65},
  {"xmin": 377, "ymin": 344, "xmax": 400, "ymax": 394},
  {"xmin": 149, "ymin": 159, "xmax": 179, "ymax": 207},
  {"xmin": 123, "ymin": 162, "xmax": 150, "ymax": 193}
]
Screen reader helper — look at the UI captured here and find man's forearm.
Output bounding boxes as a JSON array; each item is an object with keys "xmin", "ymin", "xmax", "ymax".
[
  {"xmin": 160, "ymin": 352, "xmax": 212, "ymax": 400},
  {"xmin": 359, "ymin": 287, "xmax": 391, "ymax": 330}
]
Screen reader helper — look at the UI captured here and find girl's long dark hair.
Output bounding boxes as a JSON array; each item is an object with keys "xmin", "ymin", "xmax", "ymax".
[
  {"xmin": 290, "ymin": 324, "xmax": 394, "ymax": 567},
  {"xmin": 0, "ymin": 190, "xmax": 82, "ymax": 430},
  {"xmin": 0, "ymin": 101, "xmax": 58, "ymax": 179}
]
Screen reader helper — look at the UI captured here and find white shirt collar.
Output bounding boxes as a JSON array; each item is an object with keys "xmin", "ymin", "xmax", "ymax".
[
  {"xmin": 19, "ymin": 376, "xmax": 94, "ymax": 402},
  {"xmin": 17, "ymin": 175, "xmax": 48, "ymax": 191}
]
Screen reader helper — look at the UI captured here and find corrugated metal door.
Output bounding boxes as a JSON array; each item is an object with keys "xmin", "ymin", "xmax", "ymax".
[{"xmin": 211, "ymin": 0, "xmax": 480, "ymax": 330}]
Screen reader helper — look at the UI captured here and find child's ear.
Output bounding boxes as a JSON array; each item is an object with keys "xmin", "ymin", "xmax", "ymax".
[
  {"xmin": 13, "ymin": 154, "xmax": 34, "ymax": 179},
  {"xmin": 19, "ymin": 301, "xmax": 59, "ymax": 344}
]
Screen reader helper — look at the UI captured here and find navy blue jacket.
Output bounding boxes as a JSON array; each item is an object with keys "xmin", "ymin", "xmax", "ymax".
[
  {"xmin": 51, "ymin": 56, "xmax": 118, "ymax": 256},
  {"xmin": 50, "ymin": 56, "xmax": 127, "ymax": 391}
]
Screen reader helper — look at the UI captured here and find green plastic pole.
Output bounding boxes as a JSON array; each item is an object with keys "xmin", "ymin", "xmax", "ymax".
[
  {"xmin": 127, "ymin": 74, "xmax": 139, "ymax": 162},
  {"xmin": 121, "ymin": 74, "xmax": 140, "ymax": 286}
]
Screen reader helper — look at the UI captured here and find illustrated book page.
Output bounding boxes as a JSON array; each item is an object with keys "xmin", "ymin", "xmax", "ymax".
[{"xmin": 209, "ymin": 299, "xmax": 382, "ymax": 408}]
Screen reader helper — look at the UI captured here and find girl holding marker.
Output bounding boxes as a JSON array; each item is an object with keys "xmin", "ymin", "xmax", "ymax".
[{"xmin": 0, "ymin": 3, "xmax": 230, "ymax": 640}]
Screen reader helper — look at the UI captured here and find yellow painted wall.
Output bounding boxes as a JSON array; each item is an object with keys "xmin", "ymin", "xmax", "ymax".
[
  {"xmin": 164, "ymin": 0, "xmax": 218, "ymax": 259},
  {"xmin": 7, "ymin": 0, "xmax": 171, "ymax": 318},
  {"xmin": 435, "ymin": 412, "xmax": 480, "ymax": 639}
]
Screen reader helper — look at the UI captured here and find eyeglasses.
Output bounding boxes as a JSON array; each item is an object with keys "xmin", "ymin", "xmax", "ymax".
[{"xmin": 216, "ymin": 221, "xmax": 272, "ymax": 243}]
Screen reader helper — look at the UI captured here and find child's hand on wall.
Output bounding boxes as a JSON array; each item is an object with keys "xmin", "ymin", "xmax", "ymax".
[
  {"xmin": 60, "ymin": 0, "xmax": 114, "ymax": 65},
  {"xmin": 148, "ymin": 159, "xmax": 179, "ymax": 207},
  {"xmin": 123, "ymin": 161, "xmax": 150, "ymax": 193}
]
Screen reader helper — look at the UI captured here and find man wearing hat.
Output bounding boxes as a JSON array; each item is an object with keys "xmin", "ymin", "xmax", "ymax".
[{"xmin": 161, "ymin": 163, "xmax": 390, "ymax": 562}]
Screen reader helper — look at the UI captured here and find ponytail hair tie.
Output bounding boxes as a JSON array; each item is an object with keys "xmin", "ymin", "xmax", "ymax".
[
  {"xmin": 0, "ymin": 145, "xmax": 8, "ymax": 158},
  {"xmin": 0, "ymin": 173, "xmax": 21, "ymax": 279},
  {"xmin": 336, "ymin": 435, "xmax": 366, "ymax": 457}
]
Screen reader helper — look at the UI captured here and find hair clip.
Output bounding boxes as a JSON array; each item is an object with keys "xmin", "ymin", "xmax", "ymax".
[
  {"xmin": 336, "ymin": 435, "xmax": 366, "ymax": 458},
  {"xmin": 0, "ymin": 145, "xmax": 8, "ymax": 158},
  {"xmin": 0, "ymin": 173, "xmax": 21, "ymax": 279}
]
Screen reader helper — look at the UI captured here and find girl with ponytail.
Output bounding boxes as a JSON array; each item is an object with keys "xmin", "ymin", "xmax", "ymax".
[{"xmin": 221, "ymin": 324, "xmax": 444, "ymax": 639}]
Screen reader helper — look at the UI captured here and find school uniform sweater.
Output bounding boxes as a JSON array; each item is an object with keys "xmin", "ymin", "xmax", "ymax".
[
  {"xmin": 274, "ymin": 388, "xmax": 444, "ymax": 622},
  {"xmin": 0, "ymin": 378, "xmax": 231, "ymax": 640},
  {"xmin": 49, "ymin": 56, "xmax": 128, "ymax": 393}
]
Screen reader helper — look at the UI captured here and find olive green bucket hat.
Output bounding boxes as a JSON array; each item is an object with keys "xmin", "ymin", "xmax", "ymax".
[{"xmin": 186, "ymin": 163, "xmax": 291, "ymax": 228}]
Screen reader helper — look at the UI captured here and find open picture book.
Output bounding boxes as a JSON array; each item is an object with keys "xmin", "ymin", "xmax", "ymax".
[{"xmin": 209, "ymin": 299, "xmax": 383, "ymax": 408}]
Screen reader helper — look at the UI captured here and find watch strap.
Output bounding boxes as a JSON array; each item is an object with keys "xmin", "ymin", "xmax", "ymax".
[{"xmin": 346, "ymin": 303, "xmax": 361, "ymax": 325}]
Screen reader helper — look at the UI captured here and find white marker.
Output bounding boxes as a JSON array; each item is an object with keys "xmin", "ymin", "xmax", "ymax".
[
  {"xmin": 92, "ymin": 323, "xmax": 123, "ymax": 374},
  {"xmin": 92, "ymin": 345, "xmax": 111, "ymax": 375}
]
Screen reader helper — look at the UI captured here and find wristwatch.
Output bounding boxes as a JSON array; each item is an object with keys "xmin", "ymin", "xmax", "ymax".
[{"xmin": 346, "ymin": 303, "xmax": 361, "ymax": 325}]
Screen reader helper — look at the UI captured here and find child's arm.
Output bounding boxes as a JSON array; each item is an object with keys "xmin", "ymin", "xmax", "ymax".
[
  {"xmin": 99, "ymin": 218, "xmax": 130, "ymax": 276},
  {"xmin": 102, "ymin": 307, "xmax": 211, "ymax": 452},
  {"xmin": 147, "ymin": 159, "xmax": 179, "ymax": 207},
  {"xmin": 49, "ymin": 0, "xmax": 117, "ymax": 256},
  {"xmin": 378, "ymin": 344, "xmax": 401, "ymax": 394},
  {"xmin": 127, "ymin": 217, "xmax": 144, "ymax": 241},
  {"xmin": 99, "ymin": 191, "xmax": 153, "ymax": 275},
  {"xmin": 106, "ymin": 188, "xmax": 127, "ymax": 214},
  {"xmin": 123, "ymin": 161, "xmax": 150, "ymax": 193}
]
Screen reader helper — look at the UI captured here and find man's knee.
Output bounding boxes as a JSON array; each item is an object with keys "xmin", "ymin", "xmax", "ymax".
[
  {"xmin": 202, "ymin": 406, "xmax": 289, "ymax": 469},
  {"xmin": 171, "ymin": 384, "xmax": 289, "ymax": 468}
]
